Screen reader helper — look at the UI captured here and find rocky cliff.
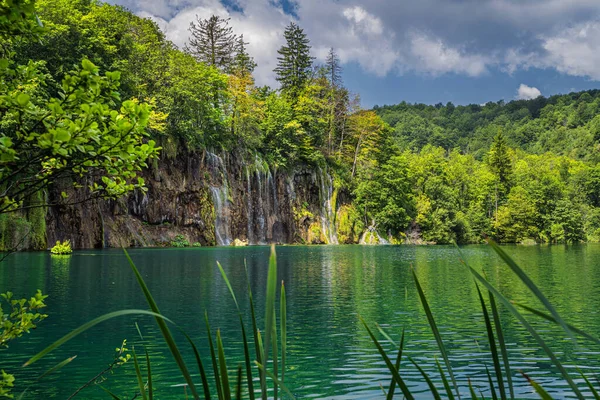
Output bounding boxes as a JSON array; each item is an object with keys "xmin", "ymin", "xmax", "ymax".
[{"xmin": 40, "ymin": 150, "xmax": 363, "ymax": 249}]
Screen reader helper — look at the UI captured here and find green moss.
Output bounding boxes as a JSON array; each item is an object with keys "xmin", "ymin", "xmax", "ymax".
[
  {"xmin": 51, "ymin": 240, "xmax": 72, "ymax": 254},
  {"xmin": 336, "ymin": 204, "xmax": 364, "ymax": 244},
  {"xmin": 307, "ymin": 222, "xmax": 323, "ymax": 244}
]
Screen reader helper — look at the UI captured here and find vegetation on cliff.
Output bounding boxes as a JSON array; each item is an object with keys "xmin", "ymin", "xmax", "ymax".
[{"xmin": 3, "ymin": 0, "xmax": 600, "ymax": 247}]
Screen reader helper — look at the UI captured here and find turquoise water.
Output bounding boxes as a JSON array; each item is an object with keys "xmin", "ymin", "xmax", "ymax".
[{"xmin": 2, "ymin": 245, "xmax": 600, "ymax": 398}]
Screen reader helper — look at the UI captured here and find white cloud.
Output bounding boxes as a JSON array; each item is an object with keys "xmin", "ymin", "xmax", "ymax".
[
  {"xmin": 409, "ymin": 34, "xmax": 489, "ymax": 77},
  {"xmin": 516, "ymin": 84, "xmax": 542, "ymax": 100},
  {"xmin": 541, "ymin": 21, "xmax": 600, "ymax": 80},
  {"xmin": 114, "ymin": 0, "xmax": 600, "ymax": 86}
]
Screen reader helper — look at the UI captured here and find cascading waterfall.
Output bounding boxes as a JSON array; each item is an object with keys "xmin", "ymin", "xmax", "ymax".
[
  {"xmin": 317, "ymin": 168, "xmax": 339, "ymax": 244},
  {"xmin": 206, "ymin": 152, "xmax": 232, "ymax": 246}
]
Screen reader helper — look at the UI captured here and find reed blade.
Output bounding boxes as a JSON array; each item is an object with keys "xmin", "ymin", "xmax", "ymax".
[
  {"xmin": 205, "ymin": 311, "xmax": 224, "ymax": 400},
  {"xmin": 133, "ymin": 348, "xmax": 148, "ymax": 400},
  {"xmin": 217, "ymin": 330, "xmax": 231, "ymax": 400},
  {"xmin": 236, "ymin": 365, "xmax": 243, "ymax": 400},
  {"xmin": 411, "ymin": 267, "xmax": 460, "ymax": 399},
  {"xmin": 245, "ymin": 261, "xmax": 265, "ymax": 399},
  {"xmin": 435, "ymin": 357, "xmax": 455, "ymax": 400},
  {"xmin": 484, "ymin": 366, "xmax": 499, "ymax": 400},
  {"xmin": 386, "ymin": 329, "xmax": 404, "ymax": 400},
  {"xmin": 514, "ymin": 302, "xmax": 600, "ymax": 346},
  {"xmin": 409, "ymin": 357, "xmax": 442, "ymax": 400},
  {"xmin": 262, "ymin": 245, "xmax": 278, "ymax": 395},
  {"xmin": 579, "ymin": 369, "xmax": 600, "ymax": 399},
  {"xmin": 38, "ymin": 355, "xmax": 77, "ymax": 380},
  {"xmin": 146, "ymin": 348, "xmax": 153, "ymax": 400},
  {"xmin": 124, "ymin": 250, "xmax": 200, "ymax": 399},
  {"xmin": 487, "ymin": 240, "xmax": 574, "ymax": 340},
  {"xmin": 466, "ymin": 265, "xmax": 584, "ymax": 399},
  {"xmin": 272, "ymin": 310, "xmax": 279, "ymax": 400},
  {"xmin": 360, "ymin": 317, "xmax": 414, "ymax": 400},
  {"xmin": 255, "ymin": 362, "xmax": 296, "ymax": 400},
  {"xmin": 24, "ymin": 309, "xmax": 172, "ymax": 366},
  {"xmin": 219, "ymin": 259, "xmax": 255, "ymax": 399},
  {"xmin": 522, "ymin": 372, "xmax": 553, "ymax": 400},
  {"xmin": 489, "ymin": 290, "xmax": 514, "ymax": 399},
  {"xmin": 99, "ymin": 386, "xmax": 122, "ymax": 399},
  {"xmin": 475, "ymin": 284, "xmax": 506, "ymax": 399},
  {"xmin": 280, "ymin": 281, "xmax": 287, "ymax": 384},
  {"xmin": 468, "ymin": 378, "xmax": 478, "ymax": 400}
]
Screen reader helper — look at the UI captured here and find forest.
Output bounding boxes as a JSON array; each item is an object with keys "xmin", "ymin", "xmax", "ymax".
[{"xmin": 2, "ymin": 0, "xmax": 600, "ymax": 246}]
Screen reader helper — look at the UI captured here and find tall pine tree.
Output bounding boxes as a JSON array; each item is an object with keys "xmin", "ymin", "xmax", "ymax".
[
  {"xmin": 232, "ymin": 34, "xmax": 256, "ymax": 74},
  {"xmin": 325, "ymin": 47, "xmax": 342, "ymax": 87},
  {"xmin": 185, "ymin": 15, "xmax": 237, "ymax": 71},
  {"xmin": 274, "ymin": 22, "xmax": 314, "ymax": 96}
]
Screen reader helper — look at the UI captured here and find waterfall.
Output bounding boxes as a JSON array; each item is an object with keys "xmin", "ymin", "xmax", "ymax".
[
  {"xmin": 359, "ymin": 222, "xmax": 389, "ymax": 245},
  {"xmin": 206, "ymin": 152, "xmax": 231, "ymax": 246},
  {"xmin": 245, "ymin": 166, "xmax": 254, "ymax": 245},
  {"xmin": 318, "ymin": 168, "xmax": 339, "ymax": 245}
]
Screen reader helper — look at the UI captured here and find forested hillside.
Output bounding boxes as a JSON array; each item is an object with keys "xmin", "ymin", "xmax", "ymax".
[{"xmin": 2, "ymin": 0, "xmax": 600, "ymax": 248}]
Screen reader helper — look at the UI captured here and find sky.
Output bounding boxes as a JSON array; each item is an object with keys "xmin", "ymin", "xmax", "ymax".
[{"xmin": 108, "ymin": 0, "xmax": 600, "ymax": 108}]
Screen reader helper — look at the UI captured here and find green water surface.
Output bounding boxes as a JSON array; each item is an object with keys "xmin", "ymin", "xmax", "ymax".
[{"xmin": 2, "ymin": 245, "xmax": 600, "ymax": 399}]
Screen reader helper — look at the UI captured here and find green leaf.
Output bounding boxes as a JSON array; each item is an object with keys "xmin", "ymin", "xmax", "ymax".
[
  {"xmin": 411, "ymin": 267, "xmax": 461, "ymax": 399},
  {"xmin": 17, "ymin": 93, "xmax": 30, "ymax": 107},
  {"xmin": 24, "ymin": 309, "xmax": 172, "ymax": 366}
]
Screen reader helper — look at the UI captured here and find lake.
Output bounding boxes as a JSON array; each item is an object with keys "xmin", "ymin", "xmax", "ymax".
[{"xmin": 2, "ymin": 245, "xmax": 600, "ymax": 399}]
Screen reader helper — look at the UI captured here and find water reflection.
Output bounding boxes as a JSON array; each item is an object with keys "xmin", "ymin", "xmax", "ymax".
[{"xmin": 1, "ymin": 245, "xmax": 599, "ymax": 398}]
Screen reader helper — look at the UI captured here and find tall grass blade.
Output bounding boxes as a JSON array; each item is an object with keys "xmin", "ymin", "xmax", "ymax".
[
  {"xmin": 514, "ymin": 302, "xmax": 600, "ymax": 346},
  {"xmin": 217, "ymin": 330, "xmax": 231, "ymax": 400},
  {"xmin": 579, "ymin": 370, "xmax": 600, "ymax": 399},
  {"xmin": 475, "ymin": 284, "xmax": 506, "ymax": 399},
  {"xmin": 24, "ymin": 309, "xmax": 172, "ymax": 366},
  {"xmin": 376, "ymin": 324, "xmax": 398, "ymax": 347},
  {"xmin": 205, "ymin": 311, "xmax": 224, "ymax": 400},
  {"xmin": 132, "ymin": 349, "xmax": 148, "ymax": 400},
  {"xmin": 411, "ymin": 267, "xmax": 461, "ymax": 399},
  {"xmin": 487, "ymin": 240, "xmax": 574, "ymax": 340},
  {"xmin": 145, "ymin": 348, "xmax": 153, "ymax": 400},
  {"xmin": 272, "ymin": 310, "xmax": 278, "ymax": 400},
  {"xmin": 236, "ymin": 365, "xmax": 243, "ymax": 400},
  {"xmin": 38, "ymin": 355, "xmax": 77, "ymax": 380},
  {"xmin": 489, "ymin": 290, "xmax": 514, "ymax": 399},
  {"xmin": 99, "ymin": 386, "xmax": 122, "ymax": 399},
  {"xmin": 466, "ymin": 265, "xmax": 584, "ymax": 399},
  {"xmin": 360, "ymin": 317, "xmax": 414, "ymax": 400},
  {"xmin": 180, "ymin": 330, "xmax": 211, "ymax": 399},
  {"xmin": 218, "ymin": 261, "xmax": 255, "ymax": 400},
  {"xmin": 255, "ymin": 362, "xmax": 296, "ymax": 400},
  {"xmin": 409, "ymin": 358, "xmax": 442, "ymax": 400},
  {"xmin": 245, "ymin": 261, "xmax": 265, "ymax": 400},
  {"xmin": 262, "ymin": 245, "xmax": 278, "ymax": 396},
  {"xmin": 280, "ymin": 281, "xmax": 287, "ymax": 384},
  {"xmin": 436, "ymin": 357, "xmax": 455, "ymax": 400},
  {"xmin": 124, "ymin": 250, "xmax": 200, "ymax": 399},
  {"xmin": 522, "ymin": 372, "xmax": 553, "ymax": 400},
  {"xmin": 386, "ymin": 329, "xmax": 404, "ymax": 400},
  {"xmin": 468, "ymin": 378, "xmax": 478, "ymax": 400},
  {"xmin": 484, "ymin": 366, "xmax": 498, "ymax": 400}
]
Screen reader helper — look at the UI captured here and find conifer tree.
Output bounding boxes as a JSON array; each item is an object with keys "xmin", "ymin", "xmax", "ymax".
[
  {"xmin": 185, "ymin": 15, "xmax": 237, "ymax": 71},
  {"xmin": 488, "ymin": 130, "xmax": 513, "ymax": 190},
  {"xmin": 274, "ymin": 22, "xmax": 314, "ymax": 96},
  {"xmin": 325, "ymin": 47, "xmax": 342, "ymax": 86},
  {"xmin": 233, "ymin": 34, "xmax": 256, "ymax": 74}
]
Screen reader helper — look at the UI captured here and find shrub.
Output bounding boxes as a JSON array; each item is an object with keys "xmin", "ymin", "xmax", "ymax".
[
  {"xmin": 170, "ymin": 234, "xmax": 189, "ymax": 248},
  {"xmin": 50, "ymin": 240, "xmax": 72, "ymax": 255}
]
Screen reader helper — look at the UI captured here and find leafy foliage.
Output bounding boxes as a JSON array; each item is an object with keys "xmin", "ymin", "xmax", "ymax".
[{"xmin": 50, "ymin": 240, "xmax": 72, "ymax": 254}]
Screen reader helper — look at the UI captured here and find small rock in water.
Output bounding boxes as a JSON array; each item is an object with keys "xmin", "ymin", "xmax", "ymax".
[{"xmin": 232, "ymin": 238, "xmax": 248, "ymax": 247}]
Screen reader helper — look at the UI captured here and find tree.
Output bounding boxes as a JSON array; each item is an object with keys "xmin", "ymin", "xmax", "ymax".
[
  {"xmin": 274, "ymin": 22, "xmax": 314, "ymax": 97},
  {"xmin": 487, "ymin": 130, "xmax": 513, "ymax": 214},
  {"xmin": 325, "ymin": 47, "xmax": 341, "ymax": 87},
  {"xmin": 185, "ymin": 15, "xmax": 237, "ymax": 71},
  {"xmin": 232, "ymin": 34, "xmax": 256, "ymax": 75},
  {"xmin": 0, "ymin": 3, "xmax": 159, "ymax": 215}
]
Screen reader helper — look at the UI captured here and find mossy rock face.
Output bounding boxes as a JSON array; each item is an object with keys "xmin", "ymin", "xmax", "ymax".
[
  {"xmin": 336, "ymin": 204, "xmax": 363, "ymax": 244},
  {"xmin": 307, "ymin": 221, "xmax": 323, "ymax": 244}
]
